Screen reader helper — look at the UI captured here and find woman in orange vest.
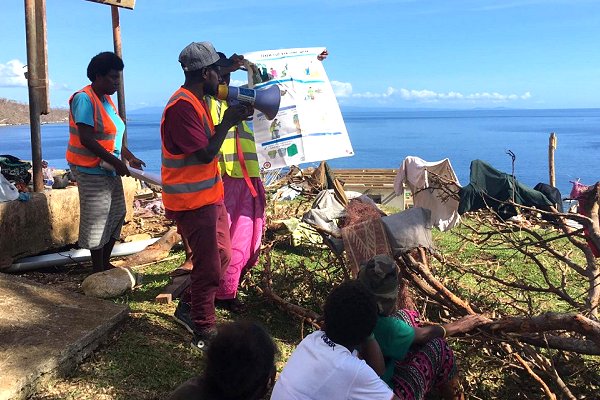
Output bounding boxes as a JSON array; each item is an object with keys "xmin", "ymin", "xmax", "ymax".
[{"xmin": 66, "ymin": 52, "xmax": 144, "ymax": 274}]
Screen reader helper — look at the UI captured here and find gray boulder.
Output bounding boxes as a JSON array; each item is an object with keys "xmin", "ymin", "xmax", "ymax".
[{"xmin": 81, "ymin": 267, "xmax": 136, "ymax": 299}]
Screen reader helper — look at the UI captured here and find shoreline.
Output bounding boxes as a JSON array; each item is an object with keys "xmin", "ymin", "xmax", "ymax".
[
  {"xmin": 0, "ymin": 120, "xmax": 68, "ymax": 128},
  {"xmin": 0, "ymin": 98, "xmax": 69, "ymax": 127}
]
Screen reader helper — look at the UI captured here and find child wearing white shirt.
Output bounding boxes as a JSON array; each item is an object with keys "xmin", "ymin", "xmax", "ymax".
[{"xmin": 271, "ymin": 280, "xmax": 398, "ymax": 400}]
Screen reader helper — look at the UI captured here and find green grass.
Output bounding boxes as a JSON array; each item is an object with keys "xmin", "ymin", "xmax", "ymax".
[
  {"xmin": 30, "ymin": 254, "xmax": 303, "ymax": 400},
  {"xmin": 431, "ymin": 225, "xmax": 590, "ymax": 316},
  {"xmin": 430, "ymin": 225, "xmax": 600, "ymax": 398},
  {"xmin": 29, "ymin": 219, "xmax": 600, "ymax": 399}
]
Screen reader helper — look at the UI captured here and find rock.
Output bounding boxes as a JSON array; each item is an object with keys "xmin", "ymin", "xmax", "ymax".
[
  {"xmin": 81, "ymin": 267, "xmax": 136, "ymax": 299},
  {"xmin": 124, "ymin": 233, "xmax": 152, "ymax": 243}
]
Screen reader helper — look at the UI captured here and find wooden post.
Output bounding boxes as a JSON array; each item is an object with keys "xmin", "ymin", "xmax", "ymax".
[
  {"xmin": 35, "ymin": 0, "xmax": 49, "ymax": 115},
  {"xmin": 549, "ymin": 132, "xmax": 557, "ymax": 188},
  {"xmin": 111, "ymin": 5, "xmax": 127, "ymax": 146},
  {"xmin": 24, "ymin": 0, "xmax": 44, "ymax": 192}
]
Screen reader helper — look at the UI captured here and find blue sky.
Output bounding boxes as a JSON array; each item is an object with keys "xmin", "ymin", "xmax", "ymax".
[{"xmin": 1, "ymin": 0, "xmax": 599, "ymax": 110}]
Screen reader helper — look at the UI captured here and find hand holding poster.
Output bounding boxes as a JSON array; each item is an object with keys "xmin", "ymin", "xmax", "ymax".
[{"xmin": 243, "ymin": 47, "xmax": 354, "ymax": 170}]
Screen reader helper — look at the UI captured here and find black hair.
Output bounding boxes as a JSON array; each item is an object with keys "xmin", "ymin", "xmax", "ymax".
[
  {"xmin": 323, "ymin": 280, "xmax": 378, "ymax": 348},
  {"xmin": 86, "ymin": 52, "xmax": 124, "ymax": 82},
  {"xmin": 203, "ymin": 321, "xmax": 278, "ymax": 400}
]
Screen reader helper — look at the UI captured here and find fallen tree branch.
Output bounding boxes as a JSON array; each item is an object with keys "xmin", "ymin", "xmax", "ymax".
[
  {"xmin": 400, "ymin": 252, "xmax": 476, "ymax": 315},
  {"xmin": 518, "ymin": 334, "xmax": 600, "ymax": 355},
  {"xmin": 501, "ymin": 343, "xmax": 556, "ymax": 400},
  {"xmin": 487, "ymin": 312, "xmax": 600, "ymax": 348},
  {"xmin": 521, "ymin": 342, "xmax": 577, "ymax": 400},
  {"xmin": 254, "ymin": 178, "xmax": 600, "ymax": 398},
  {"xmin": 114, "ymin": 226, "xmax": 180, "ymax": 268},
  {"xmin": 256, "ymin": 242, "xmax": 321, "ymax": 328}
]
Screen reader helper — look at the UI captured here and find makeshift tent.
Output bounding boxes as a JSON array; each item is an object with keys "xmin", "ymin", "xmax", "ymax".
[{"xmin": 458, "ymin": 159, "xmax": 553, "ymax": 216}]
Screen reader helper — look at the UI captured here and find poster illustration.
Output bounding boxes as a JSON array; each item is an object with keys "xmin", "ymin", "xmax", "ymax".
[{"xmin": 243, "ymin": 47, "xmax": 354, "ymax": 170}]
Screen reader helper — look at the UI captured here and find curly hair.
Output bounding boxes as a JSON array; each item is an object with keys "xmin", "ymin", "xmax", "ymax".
[
  {"xmin": 86, "ymin": 52, "xmax": 124, "ymax": 82},
  {"xmin": 323, "ymin": 280, "xmax": 378, "ymax": 349},
  {"xmin": 203, "ymin": 321, "xmax": 277, "ymax": 400}
]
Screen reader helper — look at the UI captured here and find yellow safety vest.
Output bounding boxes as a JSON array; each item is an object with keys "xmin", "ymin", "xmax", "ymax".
[{"xmin": 206, "ymin": 97, "xmax": 261, "ymax": 178}]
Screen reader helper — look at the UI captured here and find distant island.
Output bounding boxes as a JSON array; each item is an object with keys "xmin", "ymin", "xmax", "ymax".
[{"xmin": 0, "ymin": 98, "xmax": 69, "ymax": 126}]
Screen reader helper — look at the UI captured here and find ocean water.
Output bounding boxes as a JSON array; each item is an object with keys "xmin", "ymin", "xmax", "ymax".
[{"xmin": 1, "ymin": 108, "xmax": 599, "ymax": 197}]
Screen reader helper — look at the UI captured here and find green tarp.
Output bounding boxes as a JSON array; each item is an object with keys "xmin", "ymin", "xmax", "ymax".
[{"xmin": 458, "ymin": 159, "xmax": 552, "ymax": 215}]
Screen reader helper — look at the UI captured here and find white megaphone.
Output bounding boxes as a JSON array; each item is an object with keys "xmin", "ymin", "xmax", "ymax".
[{"xmin": 217, "ymin": 84, "xmax": 281, "ymax": 120}]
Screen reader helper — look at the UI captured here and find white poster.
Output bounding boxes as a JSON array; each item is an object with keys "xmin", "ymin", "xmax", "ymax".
[{"xmin": 243, "ymin": 47, "xmax": 354, "ymax": 170}]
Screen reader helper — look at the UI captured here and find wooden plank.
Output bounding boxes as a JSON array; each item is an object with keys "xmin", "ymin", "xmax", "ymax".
[
  {"xmin": 85, "ymin": 0, "xmax": 136, "ymax": 9},
  {"xmin": 338, "ymin": 176, "xmax": 395, "ymax": 180},
  {"xmin": 154, "ymin": 273, "xmax": 190, "ymax": 304},
  {"xmin": 337, "ymin": 176, "xmax": 397, "ymax": 180},
  {"xmin": 334, "ymin": 169, "xmax": 398, "ymax": 179},
  {"xmin": 335, "ymin": 174, "xmax": 397, "ymax": 178},
  {"xmin": 155, "ymin": 293, "xmax": 172, "ymax": 304}
]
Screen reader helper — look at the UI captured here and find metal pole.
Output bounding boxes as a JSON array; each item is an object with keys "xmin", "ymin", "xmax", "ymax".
[
  {"xmin": 549, "ymin": 132, "xmax": 557, "ymax": 187},
  {"xmin": 111, "ymin": 5, "xmax": 127, "ymax": 147},
  {"xmin": 24, "ymin": 0, "xmax": 44, "ymax": 192}
]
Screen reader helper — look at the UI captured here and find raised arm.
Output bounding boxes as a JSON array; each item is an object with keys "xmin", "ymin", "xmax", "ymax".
[{"xmin": 413, "ymin": 314, "xmax": 489, "ymax": 344}]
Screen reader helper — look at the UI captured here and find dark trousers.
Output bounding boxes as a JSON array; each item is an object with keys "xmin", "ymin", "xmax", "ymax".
[{"xmin": 176, "ymin": 202, "xmax": 231, "ymax": 332}]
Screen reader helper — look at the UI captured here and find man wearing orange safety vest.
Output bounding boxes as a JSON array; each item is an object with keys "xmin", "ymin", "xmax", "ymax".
[{"xmin": 160, "ymin": 41, "xmax": 252, "ymax": 350}]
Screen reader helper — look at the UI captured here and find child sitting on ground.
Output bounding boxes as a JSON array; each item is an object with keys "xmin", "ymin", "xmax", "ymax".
[
  {"xmin": 358, "ymin": 254, "xmax": 488, "ymax": 400},
  {"xmin": 271, "ymin": 280, "xmax": 399, "ymax": 400},
  {"xmin": 168, "ymin": 320, "xmax": 277, "ymax": 400}
]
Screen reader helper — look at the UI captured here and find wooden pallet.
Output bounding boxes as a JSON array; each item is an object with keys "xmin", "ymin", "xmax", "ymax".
[
  {"xmin": 332, "ymin": 168, "xmax": 413, "ymax": 209},
  {"xmin": 333, "ymin": 168, "xmax": 398, "ymax": 188}
]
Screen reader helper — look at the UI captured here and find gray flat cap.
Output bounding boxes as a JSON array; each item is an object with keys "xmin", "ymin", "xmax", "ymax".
[{"xmin": 178, "ymin": 41, "xmax": 229, "ymax": 72}]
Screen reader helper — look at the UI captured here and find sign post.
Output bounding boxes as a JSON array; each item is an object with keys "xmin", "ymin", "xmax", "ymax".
[
  {"xmin": 110, "ymin": 5, "xmax": 127, "ymax": 146},
  {"xmin": 24, "ymin": 0, "xmax": 47, "ymax": 192},
  {"xmin": 549, "ymin": 132, "xmax": 557, "ymax": 187},
  {"xmin": 86, "ymin": 0, "xmax": 135, "ymax": 146}
]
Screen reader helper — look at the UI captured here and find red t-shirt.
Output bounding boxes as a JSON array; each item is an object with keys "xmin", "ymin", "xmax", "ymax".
[
  {"xmin": 162, "ymin": 99, "xmax": 210, "ymax": 155},
  {"xmin": 162, "ymin": 97, "xmax": 215, "ymax": 219}
]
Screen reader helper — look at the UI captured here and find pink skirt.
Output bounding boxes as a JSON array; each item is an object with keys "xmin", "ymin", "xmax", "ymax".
[{"xmin": 216, "ymin": 175, "xmax": 266, "ymax": 299}]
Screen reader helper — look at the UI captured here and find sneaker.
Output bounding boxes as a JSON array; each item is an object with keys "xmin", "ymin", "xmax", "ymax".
[
  {"xmin": 173, "ymin": 300, "xmax": 194, "ymax": 334},
  {"xmin": 215, "ymin": 297, "xmax": 246, "ymax": 313},
  {"xmin": 190, "ymin": 327, "xmax": 217, "ymax": 351}
]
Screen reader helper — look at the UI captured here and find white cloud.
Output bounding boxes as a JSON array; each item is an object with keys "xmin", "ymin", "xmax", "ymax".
[
  {"xmin": 230, "ymin": 79, "xmax": 247, "ymax": 87},
  {"xmin": 0, "ymin": 59, "xmax": 70, "ymax": 91},
  {"xmin": 331, "ymin": 80, "xmax": 353, "ymax": 97},
  {"xmin": 0, "ymin": 59, "xmax": 27, "ymax": 88},
  {"xmin": 331, "ymin": 81, "xmax": 532, "ymax": 103}
]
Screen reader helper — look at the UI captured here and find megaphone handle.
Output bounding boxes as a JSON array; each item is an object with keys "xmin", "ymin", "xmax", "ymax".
[{"xmin": 235, "ymin": 126, "xmax": 258, "ymax": 198}]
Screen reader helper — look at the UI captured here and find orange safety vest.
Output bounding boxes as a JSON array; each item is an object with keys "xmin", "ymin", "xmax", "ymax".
[
  {"xmin": 65, "ymin": 85, "xmax": 118, "ymax": 167},
  {"xmin": 160, "ymin": 87, "xmax": 224, "ymax": 211}
]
